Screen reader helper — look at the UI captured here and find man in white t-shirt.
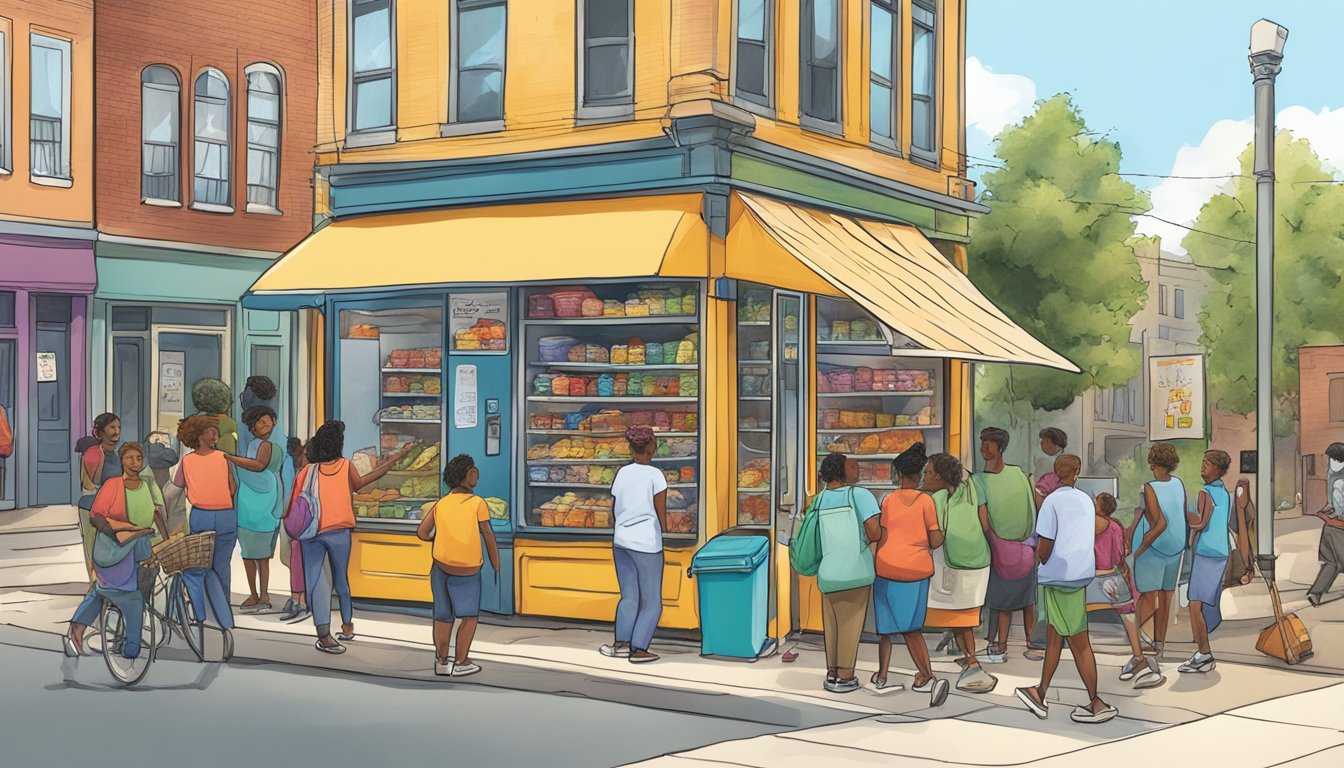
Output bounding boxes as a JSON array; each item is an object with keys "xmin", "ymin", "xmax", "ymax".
[
  {"xmin": 1016, "ymin": 454, "xmax": 1117, "ymax": 725},
  {"xmin": 600, "ymin": 426, "xmax": 668, "ymax": 663}
]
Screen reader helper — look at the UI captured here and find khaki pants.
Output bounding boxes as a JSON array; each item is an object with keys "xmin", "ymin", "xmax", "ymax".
[{"xmin": 821, "ymin": 585, "xmax": 871, "ymax": 676}]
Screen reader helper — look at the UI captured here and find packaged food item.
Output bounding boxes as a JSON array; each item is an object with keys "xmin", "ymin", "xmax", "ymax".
[
  {"xmin": 610, "ymin": 345, "xmax": 628, "ymax": 365},
  {"xmin": 627, "ymin": 337, "xmax": 646, "ymax": 366},
  {"xmin": 528, "ymin": 293, "xmax": 556, "ymax": 318},
  {"xmin": 646, "ymin": 342, "xmax": 664, "ymax": 365},
  {"xmin": 533, "ymin": 375, "xmax": 555, "ymax": 395},
  {"xmin": 603, "ymin": 299, "xmax": 625, "ymax": 317},
  {"xmin": 676, "ymin": 340, "xmax": 696, "ymax": 365},
  {"xmin": 597, "ymin": 374, "xmax": 615, "ymax": 397},
  {"xmin": 625, "ymin": 298, "xmax": 650, "ymax": 317},
  {"xmin": 585, "ymin": 344, "xmax": 609, "ymax": 363},
  {"xmin": 613, "ymin": 374, "xmax": 628, "ymax": 396},
  {"xmin": 581, "ymin": 297, "xmax": 604, "ymax": 317},
  {"xmin": 679, "ymin": 373, "xmax": 699, "ymax": 397},
  {"xmin": 551, "ymin": 288, "xmax": 595, "ymax": 318},
  {"xmin": 539, "ymin": 336, "xmax": 578, "ymax": 362},
  {"xmin": 855, "ymin": 367, "xmax": 874, "ymax": 391},
  {"xmin": 832, "ymin": 320, "xmax": 850, "ymax": 340},
  {"xmin": 748, "ymin": 340, "xmax": 771, "ymax": 360},
  {"xmin": 552, "ymin": 375, "xmax": 571, "ymax": 397},
  {"xmin": 681, "ymin": 294, "xmax": 696, "ymax": 315},
  {"xmin": 828, "ymin": 369, "xmax": 855, "ymax": 392},
  {"xmin": 680, "ymin": 466, "xmax": 695, "ymax": 483},
  {"xmin": 876, "ymin": 412, "xmax": 896, "ymax": 428},
  {"xmin": 349, "ymin": 323, "xmax": 380, "ymax": 339}
]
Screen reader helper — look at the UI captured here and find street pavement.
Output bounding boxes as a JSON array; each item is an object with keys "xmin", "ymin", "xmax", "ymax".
[{"xmin": 4, "ymin": 504, "xmax": 1344, "ymax": 767}]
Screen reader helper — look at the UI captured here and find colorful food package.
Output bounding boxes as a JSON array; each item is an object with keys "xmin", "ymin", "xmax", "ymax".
[
  {"xmin": 627, "ymin": 337, "xmax": 646, "ymax": 365},
  {"xmin": 855, "ymin": 367, "xmax": 874, "ymax": 391},
  {"xmin": 528, "ymin": 293, "xmax": 556, "ymax": 318},
  {"xmin": 552, "ymin": 375, "xmax": 571, "ymax": 397},
  {"xmin": 586, "ymin": 344, "xmax": 609, "ymax": 363},
  {"xmin": 875, "ymin": 412, "xmax": 896, "ymax": 428},
  {"xmin": 679, "ymin": 465, "xmax": 695, "ymax": 483},
  {"xmin": 646, "ymin": 341, "xmax": 664, "ymax": 365},
  {"xmin": 831, "ymin": 320, "xmax": 850, "ymax": 341},
  {"xmin": 625, "ymin": 298, "xmax": 650, "ymax": 317},
  {"xmin": 679, "ymin": 373, "xmax": 698, "ymax": 397},
  {"xmin": 603, "ymin": 299, "xmax": 625, "ymax": 317},
  {"xmin": 822, "ymin": 409, "xmax": 841, "ymax": 429},
  {"xmin": 581, "ymin": 297, "xmax": 604, "ymax": 318},
  {"xmin": 611, "ymin": 345, "xmax": 628, "ymax": 365},
  {"xmin": 349, "ymin": 323, "xmax": 380, "ymax": 339}
]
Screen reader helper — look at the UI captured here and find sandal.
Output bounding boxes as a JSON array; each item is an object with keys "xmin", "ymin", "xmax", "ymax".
[
  {"xmin": 869, "ymin": 672, "xmax": 904, "ymax": 693},
  {"xmin": 314, "ymin": 637, "xmax": 346, "ymax": 655},
  {"xmin": 337, "ymin": 624, "xmax": 356, "ymax": 642}
]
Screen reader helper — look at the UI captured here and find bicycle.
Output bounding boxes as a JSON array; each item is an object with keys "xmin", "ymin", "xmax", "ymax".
[{"xmin": 151, "ymin": 530, "xmax": 232, "ymax": 663}]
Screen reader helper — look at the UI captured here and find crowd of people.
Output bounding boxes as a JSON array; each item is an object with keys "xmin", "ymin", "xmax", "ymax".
[
  {"xmin": 797, "ymin": 427, "xmax": 1258, "ymax": 725},
  {"xmin": 54, "ymin": 372, "xmax": 1344, "ymax": 707}
]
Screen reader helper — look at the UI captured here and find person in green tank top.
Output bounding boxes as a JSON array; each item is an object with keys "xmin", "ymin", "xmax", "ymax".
[{"xmin": 972, "ymin": 428, "xmax": 1043, "ymax": 664}]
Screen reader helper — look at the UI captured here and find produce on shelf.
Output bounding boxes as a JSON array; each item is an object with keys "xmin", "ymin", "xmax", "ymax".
[
  {"xmin": 354, "ymin": 488, "xmax": 402, "ymax": 503},
  {"xmin": 737, "ymin": 292, "xmax": 771, "ymax": 323},
  {"xmin": 348, "ymin": 323, "xmax": 380, "ymax": 339},
  {"xmin": 526, "ymin": 284, "xmax": 697, "ymax": 319},
  {"xmin": 383, "ymin": 374, "xmax": 441, "ymax": 394},
  {"xmin": 822, "ymin": 430, "xmax": 924, "ymax": 456},
  {"xmin": 739, "ymin": 366, "xmax": 772, "ymax": 396},
  {"xmin": 409, "ymin": 444, "xmax": 440, "ymax": 470},
  {"xmin": 526, "ymin": 408, "xmax": 696, "ymax": 433},
  {"xmin": 399, "ymin": 475, "xmax": 440, "ymax": 499},
  {"xmin": 737, "ymin": 494, "xmax": 771, "ymax": 525},
  {"xmin": 536, "ymin": 493, "xmax": 615, "ymax": 528},
  {"xmin": 453, "ymin": 318, "xmax": 506, "ymax": 351},
  {"xmin": 385, "ymin": 347, "xmax": 442, "ymax": 369},
  {"xmin": 818, "ymin": 318, "xmax": 882, "ymax": 342},
  {"xmin": 817, "ymin": 366, "xmax": 931, "ymax": 393},
  {"xmin": 526, "ymin": 436, "xmax": 695, "ymax": 461},
  {"xmin": 533, "ymin": 372, "xmax": 698, "ymax": 398},
  {"xmin": 391, "ymin": 442, "xmax": 442, "ymax": 470},
  {"xmin": 737, "ymin": 458, "xmax": 771, "ymax": 489},
  {"xmin": 819, "ymin": 408, "xmax": 934, "ymax": 429},
  {"xmin": 378, "ymin": 404, "xmax": 442, "ymax": 421}
]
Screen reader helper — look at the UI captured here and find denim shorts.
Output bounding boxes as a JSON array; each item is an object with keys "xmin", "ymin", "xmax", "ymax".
[{"xmin": 430, "ymin": 564, "xmax": 481, "ymax": 622}]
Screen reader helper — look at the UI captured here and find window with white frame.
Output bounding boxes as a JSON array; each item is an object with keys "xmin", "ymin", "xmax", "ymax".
[
  {"xmin": 246, "ymin": 64, "xmax": 282, "ymax": 210},
  {"xmin": 451, "ymin": 0, "xmax": 506, "ymax": 126},
  {"xmin": 351, "ymin": 0, "xmax": 395, "ymax": 132},
  {"xmin": 141, "ymin": 66, "xmax": 180, "ymax": 203},
  {"xmin": 578, "ymin": 0, "xmax": 633, "ymax": 117},
  {"xmin": 193, "ymin": 69, "xmax": 231, "ymax": 208},
  {"xmin": 1158, "ymin": 284, "xmax": 1168, "ymax": 316},
  {"xmin": 0, "ymin": 29, "xmax": 9, "ymax": 172},
  {"xmin": 869, "ymin": 0, "xmax": 898, "ymax": 146},
  {"xmin": 1174, "ymin": 287, "xmax": 1185, "ymax": 319},
  {"xmin": 30, "ymin": 33, "xmax": 72, "ymax": 180},
  {"xmin": 734, "ymin": 0, "xmax": 772, "ymax": 108},
  {"xmin": 910, "ymin": 0, "xmax": 938, "ymax": 157},
  {"xmin": 800, "ymin": 0, "xmax": 840, "ymax": 129}
]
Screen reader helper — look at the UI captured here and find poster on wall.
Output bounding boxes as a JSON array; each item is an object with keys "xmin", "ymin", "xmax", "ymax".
[
  {"xmin": 1148, "ymin": 353, "xmax": 1206, "ymax": 440},
  {"xmin": 449, "ymin": 292, "xmax": 508, "ymax": 352},
  {"xmin": 454, "ymin": 364, "xmax": 478, "ymax": 429},
  {"xmin": 157, "ymin": 351, "xmax": 186, "ymax": 433},
  {"xmin": 35, "ymin": 352, "xmax": 57, "ymax": 382}
]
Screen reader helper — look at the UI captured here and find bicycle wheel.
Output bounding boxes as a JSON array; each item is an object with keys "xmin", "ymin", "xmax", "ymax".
[
  {"xmin": 149, "ymin": 576, "xmax": 172, "ymax": 651},
  {"xmin": 168, "ymin": 574, "xmax": 206, "ymax": 662},
  {"xmin": 99, "ymin": 600, "xmax": 154, "ymax": 686}
]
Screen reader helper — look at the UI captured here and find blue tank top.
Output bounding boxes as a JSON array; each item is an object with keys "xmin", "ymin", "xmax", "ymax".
[
  {"xmin": 1132, "ymin": 476, "xmax": 1188, "ymax": 557},
  {"xmin": 1195, "ymin": 479, "xmax": 1231, "ymax": 558}
]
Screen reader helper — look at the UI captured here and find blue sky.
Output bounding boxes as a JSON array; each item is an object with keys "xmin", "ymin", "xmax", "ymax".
[{"xmin": 966, "ymin": 1, "xmax": 1344, "ymax": 251}]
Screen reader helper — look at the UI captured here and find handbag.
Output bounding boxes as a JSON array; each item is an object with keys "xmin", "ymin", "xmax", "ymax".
[
  {"xmin": 284, "ymin": 464, "xmax": 323, "ymax": 541},
  {"xmin": 816, "ymin": 488, "xmax": 876, "ymax": 593},
  {"xmin": 986, "ymin": 527, "xmax": 1035, "ymax": 580}
]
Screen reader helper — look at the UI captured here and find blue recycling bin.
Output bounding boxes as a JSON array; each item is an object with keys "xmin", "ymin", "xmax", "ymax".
[{"xmin": 689, "ymin": 534, "xmax": 773, "ymax": 660}]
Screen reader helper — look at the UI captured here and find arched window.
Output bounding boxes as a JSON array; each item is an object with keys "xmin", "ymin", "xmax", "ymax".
[
  {"xmin": 245, "ymin": 63, "xmax": 282, "ymax": 211},
  {"xmin": 193, "ymin": 68, "xmax": 231, "ymax": 209},
  {"xmin": 141, "ymin": 66, "xmax": 181, "ymax": 203}
]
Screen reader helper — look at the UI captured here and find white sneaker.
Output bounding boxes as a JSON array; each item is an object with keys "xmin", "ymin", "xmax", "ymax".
[
  {"xmin": 434, "ymin": 658, "xmax": 453, "ymax": 676},
  {"xmin": 451, "ymin": 662, "xmax": 482, "ymax": 677},
  {"xmin": 599, "ymin": 643, "xmax": 631, "ymax": 658},
  {"xmin": 977, "ymin": 646, "xmax": 1007, "ymax": 664},
  {"xmin": 1178, "ymin": 652, "xmax": 1215, "ymax": 674}
]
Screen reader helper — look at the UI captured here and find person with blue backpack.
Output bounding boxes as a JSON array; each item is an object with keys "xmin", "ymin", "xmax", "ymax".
[{"xmin": 799, "ymin": 452, "xmax": 880, "ymax": 694}]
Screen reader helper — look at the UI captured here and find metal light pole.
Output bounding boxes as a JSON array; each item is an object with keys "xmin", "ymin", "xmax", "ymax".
[{"xmin": 1249, "ymin": 19, "xmax": 1288, "ymax": 583}]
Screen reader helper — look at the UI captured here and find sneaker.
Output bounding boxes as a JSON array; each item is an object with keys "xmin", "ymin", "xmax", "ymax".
[
  {"xmin": 1070, "ymin": 704, "xmax": 1119, "ymax": 724},
  {"xmin": 1307, "ymin": 593, "xmax": 1323, "ymax": 608},
  {"xmin": 824, "ymin": 676, "xmax": 861, "ymax": 693},
  {"xmin": 1015, "ymin": 686, "xmax": 1049, "ymax": 720},
  {"xmin": 869, "ymin": 672, "xmax": 904, "ymax": 694},
  {"xmin": 912, "ymin": 676, "xmax": 950, "ymax": 706},
  {"xmin": 1119, "ymin": 656, "xmax": 1145, "ymax": 681},
  {"xmin": 314, "ymin": 638, "xmax": 346, "ymax": 655},
  {"xmin": 629, "ymin": 649, "xmax": 660, "ymax": 664},
  {"xmin": 1133, "ymin": 658, "xmax": 1165, "ymax": 689},
  {"xmin": 434, "ymin": 657, "xmax": 453, "ymax": 676},
  {"xmin": 977, "ymin": 646, "xmax": 1007, "ymax": 665},
  {"xmin": 1178, "ymin": 652, "xmax": 1216, "ymax": 674},
  {"xmin": 451, "ymin": 662, "xmax": 482, "ymax": 677},
  {"xmin": 1023, "ymin": 647, "xmax": 1046, "ymax": 661},
  {"xmin": 279, "ymin": 598, "xmax": 301, "ymax": 621},
  {"xmin": 956, "ymin": 665, "xmax": 998, "ymax": 693},
  {"xmin": 599, "ymin": 642, "xmax": 632, "ymax": 658}
]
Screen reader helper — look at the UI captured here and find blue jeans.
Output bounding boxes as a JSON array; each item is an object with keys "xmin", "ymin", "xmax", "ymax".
[
  {"xmin": 184, "ymin": 508, "xmax": 237, "ymax": 631},
  {"xmin": 71, "ymin": 587, "xmax": 146, "ymax": 658},
  {"xmin": 613, "ymin": 546, "xmax": 663, "ymax": 651},
  {"xmin": 301, "ymin": 529, "xmax": 352, "ymax": 635}
]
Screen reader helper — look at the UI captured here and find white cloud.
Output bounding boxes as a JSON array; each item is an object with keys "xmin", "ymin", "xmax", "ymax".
[
  {"xmin": 966, "ymin": 56, "xmax": 1037, "ymax": 140},
  {"xmin": 1138, "ymin": 106, "xmax": 1344, "ymax": 253}
]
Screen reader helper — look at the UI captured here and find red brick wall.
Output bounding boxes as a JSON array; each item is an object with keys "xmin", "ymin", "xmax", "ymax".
[
  {"xmin": 94, "ymin": 0, "xmax": 315, "ymax": 253},
  {"xmin": 1300, "ymin": 346, "xmax": 1344, "ymax": 512}
]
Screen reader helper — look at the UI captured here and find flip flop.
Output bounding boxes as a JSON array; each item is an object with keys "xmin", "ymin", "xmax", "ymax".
[
  {"xmin": 1071, "ymin": 704, "xmax": 1119, "ymax": 724},
  {"xmin": 869, "ymin": 672, "xmax": 904, "ymax": 694},
  {"xmin": 1015, "ymin": 686, "xmax": 1048, "ymax": 720},
  {"xmin": 314, "ymin": 638, "xmax": 346, "ymax": 655}
]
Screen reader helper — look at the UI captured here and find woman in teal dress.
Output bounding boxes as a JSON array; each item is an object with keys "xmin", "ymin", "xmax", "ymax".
[{"xmin": 225, "ymin": 406, "xmax": 292, "ymax": 612}]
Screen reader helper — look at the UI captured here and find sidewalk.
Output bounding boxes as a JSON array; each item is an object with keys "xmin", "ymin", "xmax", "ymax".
[{"xmin": 5, "ymin": 505, "xmax": 1344, "ymax": 765}]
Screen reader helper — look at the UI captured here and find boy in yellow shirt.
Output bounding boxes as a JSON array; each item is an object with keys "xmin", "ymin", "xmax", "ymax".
[{"xmin": 416, "ymin": 454, "xmax": 500, "ymax": 677}]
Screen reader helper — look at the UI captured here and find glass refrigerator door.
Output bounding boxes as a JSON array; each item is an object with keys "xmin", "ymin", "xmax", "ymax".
[
  {"xmin": 735, "ymin": 286, "xmax": 773, "ymax": 527},
  {"xmin": 339, "ymin": 304, "xmax": 445, "ymax": 525}
]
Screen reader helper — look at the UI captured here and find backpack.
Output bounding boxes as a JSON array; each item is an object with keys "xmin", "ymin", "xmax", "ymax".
[
  {"xmin": 789, "ymin": 495, "xmax": 824, "ymax": 576},
  {"xmin": 815, "ymin": 487, "xmax": 876, "ymax": 593},
  {"xmin": 938, "ymin": 482, "xmax": 991, "ymax": 571},
  {"xmin": 0, "ymin": 405, "xmax": 12, "ymax": 458},
  {"xmin": 284, "ymin": 464, "xmax": 322, "ymax": 541}
]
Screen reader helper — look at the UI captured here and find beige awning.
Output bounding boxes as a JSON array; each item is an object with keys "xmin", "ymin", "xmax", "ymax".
[{"xmin": 732, "ymin": 193, "xmax": 1078, "ymax": 372}]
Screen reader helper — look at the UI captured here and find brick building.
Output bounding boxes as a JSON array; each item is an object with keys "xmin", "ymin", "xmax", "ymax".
[
  {"xmin": 1300, "ymin": 345, "xmax": 1344, "ymax": 513},
  {"xmin": 90, "ymin": 0, "xmax": 316, "ymax": 443}
]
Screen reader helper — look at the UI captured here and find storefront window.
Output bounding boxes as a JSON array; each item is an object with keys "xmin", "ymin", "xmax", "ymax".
[
  {"xmin": 339, "ymin": 304, "xmax": 444, "ymax": 525},
  {"xmin": 736, "ymin": 286, "xmax": 773, "ymax": 527},
  {"xmin": 521, "ymin": 282, "xmax": 701, "ymax": 539},
  {"xmin": 816, "ymin": 297, "xmax": 945, "ymax": 492}
]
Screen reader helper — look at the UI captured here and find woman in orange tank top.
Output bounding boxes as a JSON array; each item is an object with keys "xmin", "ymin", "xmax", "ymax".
[
  {"xmin": 167, "ymin": 414, "xmax": 238, "ymax": 656},
  {"xmin": 293, "ymin": 421, "xmax": 405, "ymax": 654}
]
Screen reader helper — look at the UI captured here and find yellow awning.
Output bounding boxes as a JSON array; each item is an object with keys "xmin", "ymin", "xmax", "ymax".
[
  {"xmin": 731, "ymin": 193, "xmax": 1078, "ymax": 372},
  {"xmin": 246, "ymin": 194, "xmax": 708, "ymax": 300}
]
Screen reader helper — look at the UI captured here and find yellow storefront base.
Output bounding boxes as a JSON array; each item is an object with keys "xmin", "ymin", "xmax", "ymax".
[
  {"xmin": 515, "ymin": 540, "xmax": 698, "ymax": 630},
  {"xmin": 349, "ymin": 532, "xmax": 433, "ymax": 603}
]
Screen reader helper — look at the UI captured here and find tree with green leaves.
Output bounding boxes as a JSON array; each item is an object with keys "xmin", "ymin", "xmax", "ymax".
[
  {"xmin": 1184, "ymin": 133, "xmax": 1344, "ymax": 436},
  {"xmin": 970, "ymin": 94, "xmax": 1150, "ymax": 428}
]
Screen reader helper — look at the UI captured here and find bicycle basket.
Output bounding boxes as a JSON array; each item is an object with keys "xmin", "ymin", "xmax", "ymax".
[{"xmin": 152, "ymin": 531, "xmax": 216, "ymax": 574}]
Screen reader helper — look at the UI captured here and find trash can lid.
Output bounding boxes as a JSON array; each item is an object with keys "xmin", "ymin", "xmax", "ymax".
[{"xmin": 689, "ymin": 535, "xmax": 769, "ymax": 574}]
